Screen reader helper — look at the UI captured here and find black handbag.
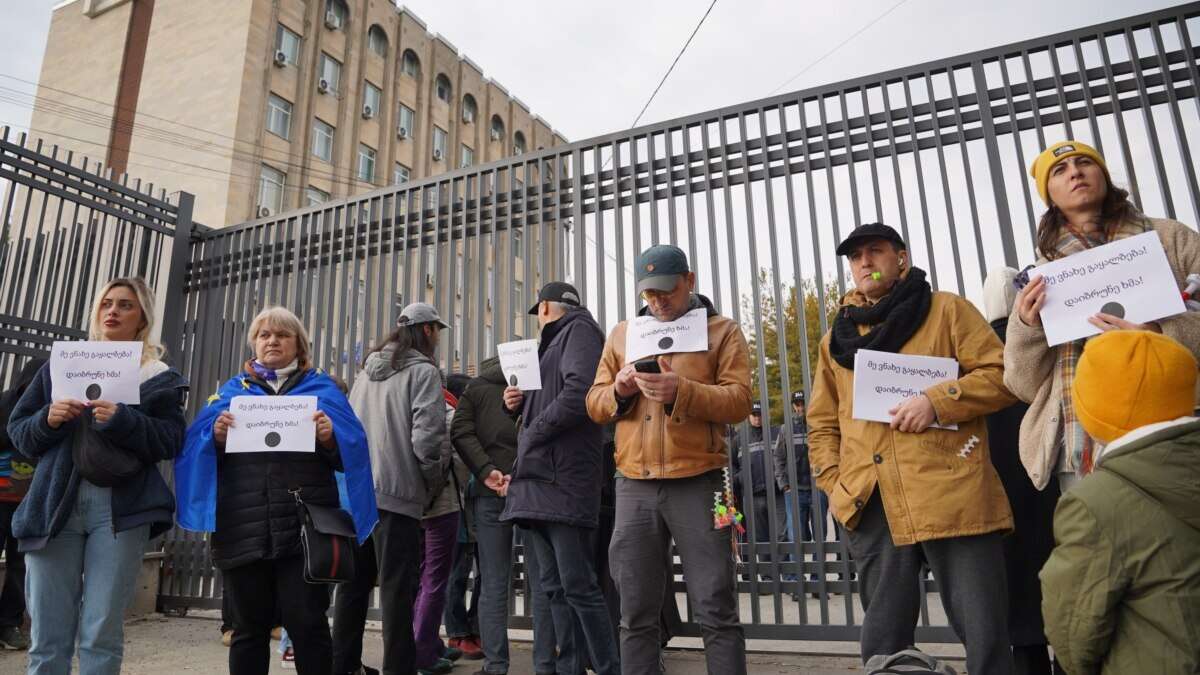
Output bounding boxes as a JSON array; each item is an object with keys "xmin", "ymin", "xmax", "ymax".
[
  {"xmin": 292, "ymin": 489, "xmax": 357, "ymax": 584},
  {"xmin": 72, "ymin": 415, "xmax": 142, "ymax": 487}
]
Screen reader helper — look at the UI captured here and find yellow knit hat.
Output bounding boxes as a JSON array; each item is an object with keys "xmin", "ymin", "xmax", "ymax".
[
  {"xmin": 1029, "ymin": 140, "xmax": 1109, "ymax": 205},
  {"xmin": 1072, "ymin": 331, "xmax": 1197, "ymax": 444}
]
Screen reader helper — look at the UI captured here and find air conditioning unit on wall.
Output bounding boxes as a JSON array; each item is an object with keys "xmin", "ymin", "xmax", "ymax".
[
  {"xmin": 398, "ymin": 126, "xmax": 409, "ymax": 139},
  {"xmin": 324, "ymin": 11, "xmax": 341, "ymax": 30},
  {"xmin": 317, "ymin": 79, "xmax": 330, "ymax": 94},
  {"xmin": 258, "ymin": 206, "xmax": 271, "ymax": 218},
  {"xmin": 362, "ymin": 105, "xmax": 374, "ymax": 119},
  {"xmin": 273, "ymin": 51, "xmax": 288, "ymax": 67},
  {"xmin": 433, "ymin": 149, "xmax": 443, "ymax": 162}
]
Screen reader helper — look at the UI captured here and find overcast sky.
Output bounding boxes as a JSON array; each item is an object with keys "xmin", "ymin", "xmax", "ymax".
[{"xmin": 0, "ymin": 0, "xmax": 1184, "ymax": 142}]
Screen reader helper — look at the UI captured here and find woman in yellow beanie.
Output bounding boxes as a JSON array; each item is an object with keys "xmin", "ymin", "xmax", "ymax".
[{"xmin": 1003, "ymin": 140, "xmax": 1200, "ymax": 493}]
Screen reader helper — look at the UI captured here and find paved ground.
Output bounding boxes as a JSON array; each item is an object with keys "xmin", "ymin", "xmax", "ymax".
[{"xmin": 0, "ymin": 614, "xmax": 968, "ymax": 674}]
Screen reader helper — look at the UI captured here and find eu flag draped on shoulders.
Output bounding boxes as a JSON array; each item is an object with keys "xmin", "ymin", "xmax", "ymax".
[{"xmin": 175, "ymin": 369, "xmax": 378, "ymax": 545}]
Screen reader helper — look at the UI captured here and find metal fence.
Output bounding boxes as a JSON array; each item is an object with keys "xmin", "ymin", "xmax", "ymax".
[
  {"xmin": 6, "ymin": 1, "xmax": 1200, "ymax": 645},
  {"xmin": 0, "ymin": 127, "xmax": 193, "ymax": 391}
]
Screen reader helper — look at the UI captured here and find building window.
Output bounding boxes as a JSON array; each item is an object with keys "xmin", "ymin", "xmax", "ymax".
[
  {"xmin": 363, "ymin": 81, "xmax": 381, "ymax": 117},
  {"xmin": 432, "ymin": 126, "xmax": 448, "ymax": 162},
  {"xmin": 394, "ymin": 163, "xmax": 410, "ymax": 185},
  {"xmin": 462, "ymin": 94, "xmax": 477, "ymax": 124},
  {"xmin": 275, "ymin": 24, "xmax": 301, "ymax": 65},
  {"xmin": 435, "ymin": 74, "xmax": 452, "ymax": 103},
  {"xmin": 487, "ymin": 269, "xmax": 495, "ymax": 307},
  {"xmin": 490, "ymin": 115, "xmax": 505, "ymax": 142},
  {"xmin": 311, "ymin": 119, "xmax": 334, "ymax": 162},
  {"xmin": 456, "ymin": 252, "xmax": 464, "ymax": 295},
  {"xmin": 325, "ymin": 0, "xmax": 348, "ymax": 29},
  {"xmin": 367, "ymin": 25, "xmax": 388, "ymax": 57},
  {"xmin": 318, "ymin": 53, "xmax": 341, "ymax": 93},
  {"xmin": 454, "ymin": 313, "xmax": 463, "ymax": 356},
  {"xmin": 513, "ymin": 131, "xmax": 526, "ymax": 155},
  {"xmin": 484, "ymin": 325, "xmax": 493, "ymax": 356},
  {"xmin": 306, "ymin": 186, "xmax": 329, "ymax": 206},
  {"xmin": 397, "ymin": 103, "xmax": 415, "ymax": 138},
  {"xmin": 460, "ymin": 144, "xmax": 474, "ymax": 169},
  {"xmin": 265, "ymin": 94, "xmax": 292, "ymax": 140},
  {"xmin": 402, "ymin": 49, "xmax": 420, "ymax": 78},
  {"xmin": 512, "ymin": 280, "xmax": 523, "ymax": 318},
  {"xmin": 358, "ymin": 144, "xmax": 376, "ymax": 183},
  {"xmin": 512, "ymin": 226, "xmax": 523, "ymax": 259},
  {"xmin": 258, "ymin": 165, "xmax": 286, "ymax": 214}
]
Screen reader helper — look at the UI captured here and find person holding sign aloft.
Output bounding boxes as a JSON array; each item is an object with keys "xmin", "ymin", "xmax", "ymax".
[
  {"xmin": 806, "ymin": 224, "xmax": 1018, "ymax": 674},
  {"xmin": 175, "ymin": 306, "xmax": 377, "ymax": 675},
  {"xmin": 1005, "ymin": 141, "xmax": 1200, "ymax": 493},
  {"xmin": 6, "ymin": 277, "xmax": 188, "ymax": 675}
]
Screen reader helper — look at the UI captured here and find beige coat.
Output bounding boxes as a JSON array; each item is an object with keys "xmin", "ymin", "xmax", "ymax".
[
  {"xmin": 1003, "ymin": 218, "xmax": 1200, "ymax": 490},
  {"xmin": 807, "ymin": 289, "xmax": 1017, "ymax": 546}
]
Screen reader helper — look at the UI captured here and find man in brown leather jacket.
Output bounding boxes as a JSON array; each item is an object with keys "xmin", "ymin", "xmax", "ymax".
[{"xmin": 587, "ymin": 244, "xmax": 752, "ymax": 675}]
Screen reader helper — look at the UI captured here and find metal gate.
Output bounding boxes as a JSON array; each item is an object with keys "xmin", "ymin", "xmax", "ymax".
[
  {"xmin": 0, "ymin": 127, "xmax": 193, "ymax": 390},
  {"xmin": 3, "ymin": 0, "xmax": 1198, "ymax": 645}
]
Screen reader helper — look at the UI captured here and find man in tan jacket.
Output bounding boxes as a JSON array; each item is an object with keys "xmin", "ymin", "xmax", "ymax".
[
  {"xmin": 587, "ymin": 244, "xmax": 752, "ymax": 675},
  {"xmin": 807, "ymin": 223, "xmax": 1016, "ymax": 675}
]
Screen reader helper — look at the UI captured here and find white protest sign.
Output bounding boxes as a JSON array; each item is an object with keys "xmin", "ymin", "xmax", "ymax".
[
  {"xmin": 226, "ymin": 395, "xmax": 318, "ymax": 454},
  {"xmin": 50, "ymin": 341, "xmax": 143, "ymax": 404},
  {"xmin": 497, "ymin": 339, "xmax": 542, "ymax": 391},
  {"xmin": 624, "ymin": 308, "xmax": 708, "ymax": 363},
  {"xmin": 852, "ymin": 349, "xmax": 959, "ymax": 430},
  {"xmin": 1034, "ymin": 231, "xmax": 1185, "ymax": 346}
]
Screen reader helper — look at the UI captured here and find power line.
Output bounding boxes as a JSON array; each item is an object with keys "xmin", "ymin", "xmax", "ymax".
[
  {"xmin": 628, "ymin": 0, "xmax": 720, "ymax": 130},
  {"xmin": 767, "ymin": 0, "xmax": 911, "ymax": 96}
]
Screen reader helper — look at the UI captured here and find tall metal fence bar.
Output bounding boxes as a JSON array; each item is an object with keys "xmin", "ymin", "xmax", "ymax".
[
  {"xmin": 0, "ymin": 1, "xmax": 1194, "ymax": 645},
  {"xmin": 0, "ymin": 127, "xmax": 193, "ymax": 391}
]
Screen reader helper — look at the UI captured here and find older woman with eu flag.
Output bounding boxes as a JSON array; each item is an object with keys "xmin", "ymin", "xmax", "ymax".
[{"xmin": 175, "ymin": 306, "xmax": 377, "ymax": 675}]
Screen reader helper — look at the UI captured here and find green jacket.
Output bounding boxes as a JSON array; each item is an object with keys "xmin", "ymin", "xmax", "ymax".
[{"xmin": 1040, "ymin": 419, "xmax": 1200, "ymax": 675}]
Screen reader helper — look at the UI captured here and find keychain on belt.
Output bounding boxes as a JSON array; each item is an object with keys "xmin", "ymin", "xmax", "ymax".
[{"xmin": 713, "ymin": 466, "xmax": 745, "ymax": 558}]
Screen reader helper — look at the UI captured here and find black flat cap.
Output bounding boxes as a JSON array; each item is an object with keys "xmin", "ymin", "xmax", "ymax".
[{"xmin": 835, "ymin": 223, "xmax": 907, "ymax": 256}]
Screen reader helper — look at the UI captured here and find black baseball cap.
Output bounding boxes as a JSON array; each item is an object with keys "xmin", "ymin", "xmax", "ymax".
[
  {"xmin": 635, "ymin": 245, "xmax": 690, "ymax": 294},
  {"xmin": 750, "ymin": 402, "xmax": 763, "ymax": 415},
  {"xmin": 792, "ymin": 391, "xmax": 806, "ymax": 404},
  {"xmin": 835, "ymin": 223, "xmax": 907, "ymax": 256},
  {"xmin": 528, "ymin": 281, "xmax": 582, "ymax": 314}
]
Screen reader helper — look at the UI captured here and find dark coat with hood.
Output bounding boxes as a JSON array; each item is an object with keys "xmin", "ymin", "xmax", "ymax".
[
  {"xmin": 450, "ymin": 356, "xmax": 518, "ymax": 498},
  {"xmin": 6, "ymin": 362, "xmax": 188, "ymax": 552},
  {"xmin": 502, "ymin": 306, "xmax": 606, "ymax": 529}
]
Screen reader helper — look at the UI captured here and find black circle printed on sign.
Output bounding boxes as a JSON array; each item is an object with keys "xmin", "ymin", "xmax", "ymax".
[
  {"xmin": 265, "ymin": 432, "xmax": 281, "ymax": 448},
  {"xmin": 1100, "ymin": 301, "xmax": 1126, "ymax": 319},
  {"xmin": 509, "ymin": 375, "xmax": 518, "ymax": 387},
  {"xmin": 658, "ymin": 336, "xmax": 674, "ymax": 351},
  {"xmin": 85, "ymin": 384, "xmax": 102, "ymax": 401}
]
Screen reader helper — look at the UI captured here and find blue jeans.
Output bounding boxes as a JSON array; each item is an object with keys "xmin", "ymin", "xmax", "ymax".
[
  {"xmin": 526, "ymin": 521, "xmax": 620, "ymax": 675},
  {"xmin": 475, "ymin": 497, "xmax": 558, "ymax": 674},
  {"xmin": 25, "ymin": 480, "xmax": 150, "ymax": 675}
]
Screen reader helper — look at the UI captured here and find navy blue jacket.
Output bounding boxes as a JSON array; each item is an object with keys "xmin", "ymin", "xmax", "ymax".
[
  {"xmin": 503, "ymin": 307, "xmax": 605, "ymax": 528},
  {"xmin": 6, "ymin": 364, "xmax": 188, "ymax": 551}
]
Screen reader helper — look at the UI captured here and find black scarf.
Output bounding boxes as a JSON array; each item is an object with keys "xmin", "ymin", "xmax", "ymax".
[{"xmin": 829, "ymin": 267, "xmax": 932, "ymax": 369}]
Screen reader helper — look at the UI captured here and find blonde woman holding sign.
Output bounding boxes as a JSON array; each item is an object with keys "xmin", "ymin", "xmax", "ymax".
[
  {"xmin": 6, "ymin": 277, "xmax": 187, "ymax": 675},
  {"xmin": 1005, "ymin": 141, "xmax": 1200, "ymax": 492}
]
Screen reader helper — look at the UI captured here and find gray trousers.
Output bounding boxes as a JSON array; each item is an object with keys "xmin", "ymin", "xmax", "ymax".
[
  {"xmin": 845, "ymin": 492, "xmax": 1014, "ymax": 675},
  {"xmin": 610, "ymin": 471, "xmax": 746, "ymax": 675}
]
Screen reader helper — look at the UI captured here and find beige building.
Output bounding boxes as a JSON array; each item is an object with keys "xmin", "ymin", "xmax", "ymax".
[
  {"xmin": 30, "ymin": 0, "xmax": 568, "ymax": 370},
  {"xmin": 32, "ymin": 0, "xmax": 566, "ymax": 228}
]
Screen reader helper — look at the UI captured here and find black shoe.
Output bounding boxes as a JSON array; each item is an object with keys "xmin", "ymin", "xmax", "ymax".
[{"xmin": 0, "ymin": 626, "xmax": 29, "ymax": 651}]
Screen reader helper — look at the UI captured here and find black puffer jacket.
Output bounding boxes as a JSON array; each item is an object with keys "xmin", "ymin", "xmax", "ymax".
[{"xmin": 210, "ymin": 368, "xmax": 343, "ymax": 570}]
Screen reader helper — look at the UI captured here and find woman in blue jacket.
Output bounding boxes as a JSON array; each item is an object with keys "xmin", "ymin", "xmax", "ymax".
[{"xmin": 6, "ymin": 277, "xmax": 188, "ymax": 675}]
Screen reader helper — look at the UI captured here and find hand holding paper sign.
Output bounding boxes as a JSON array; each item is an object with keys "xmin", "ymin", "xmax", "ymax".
[
  {"xmin": 314, "ymin": 410, "xmax": 334, "ymax": 447},
  {"xmin": 90, "ymin": 400, "xmax": 119, "ymax": 425},
  {"xmin": 503, "ymin": 386, "xmax": 524, "ymax": 413},
  {"xmin": 887, "ymin": 394, "xmax": 937, "ymax": 433},
  {"xmin": 46, "ymin": 400, "xmax": 87, "ymax": 429},
  {"xmin": 1033, "ymin": 231, "xmax": 1184, "ymax": 346}
]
